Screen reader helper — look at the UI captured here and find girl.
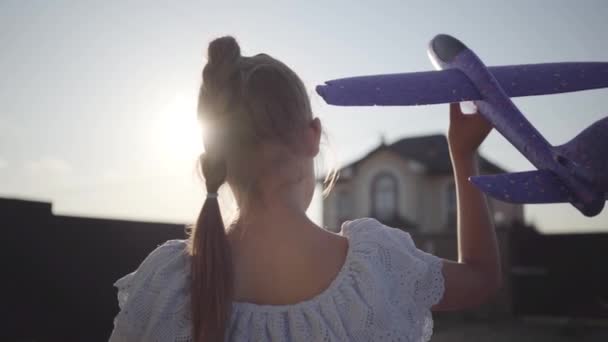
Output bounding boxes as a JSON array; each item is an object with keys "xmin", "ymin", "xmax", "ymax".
[{"xmin": 109, "ymin": 36, "xmax": 501, "ymax": 342}]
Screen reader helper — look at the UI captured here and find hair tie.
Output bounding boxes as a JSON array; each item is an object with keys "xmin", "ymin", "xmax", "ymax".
[{"xmin": 206, "ymin": 192, "xmax": 219, "ymax": 199}]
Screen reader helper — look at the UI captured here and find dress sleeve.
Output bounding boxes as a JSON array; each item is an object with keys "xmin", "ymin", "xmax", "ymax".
[
  {"xmin": 346, "ymin": 218, "xmax": 445, "ymax": 341},
  {"xmin": 394, "ymin": 228, "xmax": 445, "ymax": 309},
  {"xmin": 109, "ymin": 240, "xmax": 191, "ymax": 342},
  {"xmin": 379, "ymin": 223, "xmax": 444, "ymax": 307}
]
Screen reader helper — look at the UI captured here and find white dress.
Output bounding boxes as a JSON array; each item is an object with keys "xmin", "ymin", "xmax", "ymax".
[{"xmin": 109, "ymin": 218, "xmax": 445, "ymax": 342}]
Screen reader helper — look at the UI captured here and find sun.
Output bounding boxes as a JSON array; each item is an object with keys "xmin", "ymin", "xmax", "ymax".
[{"xmin": 156, "ymin": 92, "xmax": 205, "ymax": 162}]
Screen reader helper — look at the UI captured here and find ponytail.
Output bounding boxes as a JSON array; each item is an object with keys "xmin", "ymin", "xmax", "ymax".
[
  {"xmin": 190, "ymin": 153, "xmax": 233, "ymax": 342},
  {"xmin": 191, "ymin": 34, "xmax": 316, "ymax": 341}
]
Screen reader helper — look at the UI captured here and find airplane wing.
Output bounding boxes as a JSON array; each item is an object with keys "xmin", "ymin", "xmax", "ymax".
[
  {"xmin": 469, "ymin": 170, "xmax": 572, "ymax": 204},
  {"xmin": 316, "ymin": 62, "xmax": 608, "ymax": 106}
]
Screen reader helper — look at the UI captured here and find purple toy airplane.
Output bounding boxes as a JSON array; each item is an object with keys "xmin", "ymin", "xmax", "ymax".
[{"xmin": 316, "ymin": 34, "xmax": 608, "ymax": 217}]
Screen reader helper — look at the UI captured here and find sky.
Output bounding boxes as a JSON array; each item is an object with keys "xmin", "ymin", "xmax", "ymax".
[{"xmin": 1, "ymin": 0, "xmax": 607, "ymax": 233}]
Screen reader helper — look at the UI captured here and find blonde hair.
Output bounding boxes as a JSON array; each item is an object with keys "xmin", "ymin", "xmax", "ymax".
[{"xmin": 189, "ymin": 36, "xmax": 335, "ymax": 341}]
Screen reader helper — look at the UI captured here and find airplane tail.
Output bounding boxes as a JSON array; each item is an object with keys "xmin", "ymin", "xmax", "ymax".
[
  {"xmin": 553, "ymin": 116, "xmax": 608, "ymax": 192},
  {"xmin": 470, "ymin": 117, "xmax": 608, "ymax": 216}
]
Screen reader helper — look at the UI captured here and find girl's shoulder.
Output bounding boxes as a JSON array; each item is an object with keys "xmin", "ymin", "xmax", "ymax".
[
  {"xmin": 341, "ymin": 217, "xmax": 425, "ymax": 255},
  {"xmin": 113, "ymin": 239, "xmax": 190, "ymax": 304},
  {"xmin": 342, "ymin": 217, "xmax": 445, "ymax": 300},
  {"xmin": 109, "ymin": 239, "xmax": 191, "ymax": 341},
  {"xmin": 116, "ymin": 239, "xmax": 189, "ymax": 283},
  {"xmin": 343, "ymin": 217, "xmax": 444, "ymax": 276}
]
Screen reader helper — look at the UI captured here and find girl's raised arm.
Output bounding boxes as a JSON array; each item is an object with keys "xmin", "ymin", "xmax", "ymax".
[{"xmin": 432, "ymin": 103, "xmax": 502, "ymax": 311}]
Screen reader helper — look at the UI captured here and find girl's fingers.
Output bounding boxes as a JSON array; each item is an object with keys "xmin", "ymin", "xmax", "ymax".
[
  {"xmin": 450, "ymin": 103, "xmax": 462, "ymax": 121},
  {"xmin": 449, "ymin": 103, "xmax": 460, "ymax": 114}
]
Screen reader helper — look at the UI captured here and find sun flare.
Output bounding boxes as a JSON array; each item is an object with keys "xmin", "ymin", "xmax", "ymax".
[{"xmin": 156, "ymin": 93, "xmax": 205, "ymax": 162}]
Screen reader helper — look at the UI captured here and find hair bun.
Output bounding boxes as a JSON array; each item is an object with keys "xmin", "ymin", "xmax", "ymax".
[
  {"xmin": 207, "ymin": 36, "xmax": 241, "ymax": 66},
  {"xmin": 200, "ymin": 36, "xmax": 241, "ymax": 118}
]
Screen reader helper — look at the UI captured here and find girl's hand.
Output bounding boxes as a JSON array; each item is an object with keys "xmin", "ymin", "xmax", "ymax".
[{"xmin": 448, "ymin": 103, "xmax": 493, "ymax": 157}]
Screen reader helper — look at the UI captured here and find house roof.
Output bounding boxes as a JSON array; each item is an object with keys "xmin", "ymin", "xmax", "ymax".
[{"xmin": 333, "ymin": 134, "xmax": 506, "ymax": 181}]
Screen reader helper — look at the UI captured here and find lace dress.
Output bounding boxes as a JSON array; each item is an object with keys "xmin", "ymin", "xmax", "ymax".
[{"xmin": 109, "ymin": 218, "xmax": 445, "ymax": 341}]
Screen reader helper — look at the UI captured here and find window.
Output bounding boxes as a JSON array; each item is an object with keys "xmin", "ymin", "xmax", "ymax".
[
  {"xmin": 445, "ymin": 182, "xmax": 457, "ymax": 227},
  {"xmin": 372, "ymin": 172, "xmax": 398, "ymax": 221}
]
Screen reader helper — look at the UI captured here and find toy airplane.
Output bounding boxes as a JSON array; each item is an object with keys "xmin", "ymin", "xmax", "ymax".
[{"xmin": 316, "ymin": 34, "xmax": 608, "ymax": 217}]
